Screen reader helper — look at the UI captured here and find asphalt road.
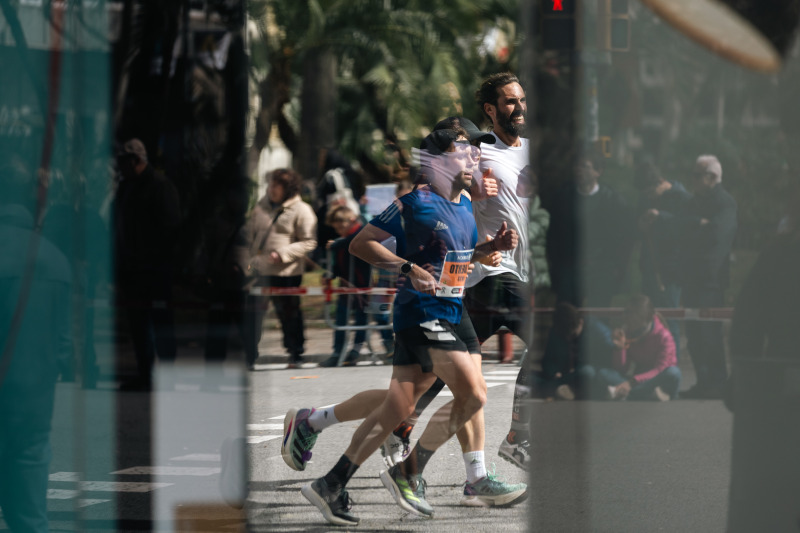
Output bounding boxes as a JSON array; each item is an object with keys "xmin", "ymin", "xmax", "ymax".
[
  {"xmin": 5, "ymin": 324, "xmax": 735, "ymax": 532},
  {"xmin": 247, "ymin": 362, "xmax": 733, "ymax": 532}
]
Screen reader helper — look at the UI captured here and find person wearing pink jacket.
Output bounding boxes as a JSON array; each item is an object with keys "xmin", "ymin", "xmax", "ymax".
[{"xmin": 597, "ymin": 294, "xmax": 681, "ymax": 401}]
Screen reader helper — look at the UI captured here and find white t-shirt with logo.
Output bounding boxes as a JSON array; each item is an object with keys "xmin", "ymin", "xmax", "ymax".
[{"xmin": 466, "ymin": 132, "xmax": 530, "ymax": 287}]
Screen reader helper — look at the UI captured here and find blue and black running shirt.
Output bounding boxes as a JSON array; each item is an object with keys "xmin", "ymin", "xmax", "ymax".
[{"xmin": 370, "ymin": 187, "xmax": 478, "ymax": 332}]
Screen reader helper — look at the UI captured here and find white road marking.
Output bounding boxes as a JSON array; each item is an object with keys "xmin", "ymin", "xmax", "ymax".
[
  {"xmin": 485, "ymin": 370, "xmax": 521, "ymax": 375},
  {"xmin": 438, "ymin": 381, "xmax": 507, "ymax": 398},
  {"xmin": 248, "ymin": 435, "xmax": 281, "ymax": 444},
  {"xmin": 50, "ymin": 481, "xmax": 174, "ymax": 493},
  {"xmin": 247, "ymin": 423, "xmax": 284, "ymax": 431},
  {"xmin": 169, "ymin": 453, "xmax": 221, "ymax": 462},
  {"xmin": 266, "ymin": 403, "xmax": 336, "ymax": 421},
  {"xmin": 47, "ymin": 489, "xmax": 111, "ymax": 507},
  {"xmin": 81, "ymin": 481, "xmax": 174, "ymax": 492},
  {"xmin": 78, "ymin": 499, "xmax": 111, "ymax": 508},
  {"xmin": 112, "ymin": 466, "xmax": 220, "ymax": 476},
  {"xmin": 50, "ymin": 472, "xmax": 81, "ymax": 482},
  {"xmin": 47, "ymin": 489, "xmax": 79, "ymax": 499}
]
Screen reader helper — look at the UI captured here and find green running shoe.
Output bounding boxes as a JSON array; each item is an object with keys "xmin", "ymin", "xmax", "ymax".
[
  {"xmin": 461, "ymin": 470, "xmax": 528, "ymax": 507},
  {"xmin": 281, "ymin": 407, "xmax": 319, "ymax": 471},
  {"xmin": 380, "ymin": 464, "xmax": 433, "ymax": 517}
]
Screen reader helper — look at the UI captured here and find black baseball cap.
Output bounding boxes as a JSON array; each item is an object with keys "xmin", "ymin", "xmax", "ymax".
[
  {"xmin": 433, "ymin": 116, "xmax": 495, "ymax": 145},
  {"xmin": 419, "ymin": 129, "xmax": 459, "ymax": 155}
]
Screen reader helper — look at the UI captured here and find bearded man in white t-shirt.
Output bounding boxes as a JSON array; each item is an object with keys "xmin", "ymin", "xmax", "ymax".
[{"xmin": 466, "ymin": 72, "xmax": 536, "ymax": 471}]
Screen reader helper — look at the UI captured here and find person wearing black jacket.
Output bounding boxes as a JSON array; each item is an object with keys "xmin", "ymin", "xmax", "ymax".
[
  {"xmin": 113, "ymin": 139, "xmax": 181, "ymax": 390},
  {"xmin": 680, "ymin": 155, "xmax": 737, "ymax": 399},
  {"xmin": 636, "ymin": 157, "xmax": 692, "ymax": 356},
  {"xmin": 547, "ymin": 148, "xmax": 636, "ymax": 307}
]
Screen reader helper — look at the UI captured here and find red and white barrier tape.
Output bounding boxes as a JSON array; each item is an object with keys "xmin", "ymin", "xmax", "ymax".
[
  {"xmin": 531, "ymin": 307, "xmax": 734, "ymax": 320},
  {"xmin": 247, "ymin": 287, "xmax": 733, "ymax": 321},
  {"xmin": 96, "ymin": 285, "xmax": 736, "ymax": 321},
  {"xmin": 248, "ymin": 286, "xmax": 397, "ymax": 296}
]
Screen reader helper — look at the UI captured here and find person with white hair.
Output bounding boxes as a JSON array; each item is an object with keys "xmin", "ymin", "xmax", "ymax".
[{"xmin": 680, "ymin": 154, "xmax": 737, "ymax": 399}]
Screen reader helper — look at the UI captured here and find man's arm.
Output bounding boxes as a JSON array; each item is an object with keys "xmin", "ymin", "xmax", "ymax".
[
  {"xmin": 350, "ymin": 223, "xmax": 439, "ymax": 295},
  {"xmin": 471, "ymin": 221, "xmax": 518, "ymax": 263},
  {"xmin": 469, "ymin": 168, "xmax": 498, "ymax": 202}
]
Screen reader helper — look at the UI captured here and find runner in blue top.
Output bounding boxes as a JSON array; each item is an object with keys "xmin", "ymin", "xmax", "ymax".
[
  {"xmin": 370, "ymin": 179, "xmax": 478, "ymax": 331},
  {"xmin": 286, "ymin": 129, "xmax": 519, "ymax": 526}
]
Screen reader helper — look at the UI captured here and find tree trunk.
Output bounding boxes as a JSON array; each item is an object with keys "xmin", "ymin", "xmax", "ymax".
[
  {"xmin": 297, "ymin": 46, "xmax": 337, "ymax": 186},
  {"xmin": 247, "ymin": 55, "xmax": 292, "ymax": 179}
]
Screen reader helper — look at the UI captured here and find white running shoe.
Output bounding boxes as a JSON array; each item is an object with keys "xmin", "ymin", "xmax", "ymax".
[
  {"xmin": 498, "ymin": 436, "xmax": 531, "ymax": 471},
  {"xmin": 379, "ymin": 423, "xmax": 412, "ymax": 467},
  {"xmin": 653, "ymin": 386, "xmax": 671, "ymax": 402},
  {"xmin": 555, "ymin": 384, "xmax": 575, "ymax": 400}
]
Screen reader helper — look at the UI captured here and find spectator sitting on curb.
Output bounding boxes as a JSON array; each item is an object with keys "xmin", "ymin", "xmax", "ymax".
[
  {"xmin": 534, "ymin": 302, "xmax": 613, "ymax": 400},
  {"xmin": 597, "ymin": 294, "xmax": 681, "ymax": 401}
]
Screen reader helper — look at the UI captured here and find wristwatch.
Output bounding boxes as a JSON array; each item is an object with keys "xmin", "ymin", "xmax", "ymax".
[{"xmin": 400, "ymin": 261, "xmax": 415, "ymax": 275}]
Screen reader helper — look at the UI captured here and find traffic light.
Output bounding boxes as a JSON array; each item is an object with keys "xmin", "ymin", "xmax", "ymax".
[
  {"xmin": 541, "ymin": 0, "xmax": 578, "ymax": 50},
  {"xmin": 600, "ymin": 0, "xmax": 630, "ymax": 51}
]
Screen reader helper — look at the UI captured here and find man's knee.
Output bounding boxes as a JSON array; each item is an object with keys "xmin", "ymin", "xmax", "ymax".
[
  {"xmin": 663, "ymin": 365, "xmax": 682, "ymax": 384},
  {"xmin": 458, "ymin": 387, "xmax": 487, "ymax": 416}
]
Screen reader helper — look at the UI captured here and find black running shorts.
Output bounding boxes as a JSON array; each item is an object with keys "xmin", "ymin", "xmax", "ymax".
[{"xmin": 393, "ymin": 311, "xmax": 481, "ymax": 373}]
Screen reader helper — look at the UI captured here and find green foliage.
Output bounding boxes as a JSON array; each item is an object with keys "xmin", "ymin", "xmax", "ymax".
[{"xmin": 249, "ymin": 0, "xmax": 523, "ymax": 177}]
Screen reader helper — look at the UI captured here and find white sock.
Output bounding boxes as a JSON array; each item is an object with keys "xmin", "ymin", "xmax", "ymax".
[
  {"xmin": 463, "ymin": 451, "xmax": 487, "ymax": 484},
  {"xmin": 307, "ymin": 406, "xmax": 339, "ymax": 433}
]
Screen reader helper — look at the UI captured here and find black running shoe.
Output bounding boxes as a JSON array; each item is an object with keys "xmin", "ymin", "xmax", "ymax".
[{"xmin": 301, "ymin": 477, "xmax": 360, "ymax": 526}]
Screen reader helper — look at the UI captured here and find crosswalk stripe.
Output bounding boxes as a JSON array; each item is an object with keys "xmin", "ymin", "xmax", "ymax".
[
  {"xmin": 247, "ymin": 423, "xmax": 283, "ymax": 431},
  {"xmin": 54, "ymin": 481, "xmax": 175, "ymax": 492},
  {"xmin": 81, "ymin": 481, "xmax": 174, "ymax": 492},
  {"xmin": 112, "ymin": 466, "xmax": 220, "ymax": 476},
  {"xmin": 266, "ymin": 403, "xmax": 335, "ymax": 421},
  {"xmin": 47, "ymin": 489, "xmax": 112, "ymax": 508},
  {"xmin": 78, "ymin": 499, "xmax": 111, "ymax": 508},
  {"xmin": 485, "ymin": 370, "xmax": 520, "ymax": 375},
  {"xmin": 45, "ymin": 489, "xmax": 115, "ymax": 507},
  {"xmin": 47, "ymin": 489, "xmax": 80, "ymax": 499},
  {"xmin": 50, "ymin": 472, "xmax": 80, "ymax": 482},
  {"xmin": 170, "ymin": 454, "xmax": 221, "ymax": 462},
  {"xmin": 248, "ymin": 435, "xmax": 281, "ymax": 444},
  {"xmin": 172, "ymin": 383, "xmax": 247, "ymax": 393},
  {"xmin": 438, "ymin": 381, "xmax": 507, "ymax": 398}
]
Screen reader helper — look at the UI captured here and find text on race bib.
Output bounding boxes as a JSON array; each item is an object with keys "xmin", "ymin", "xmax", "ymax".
[{"xmin": 437, "ymin": 250, "xmax": 473, "ymax": 298}]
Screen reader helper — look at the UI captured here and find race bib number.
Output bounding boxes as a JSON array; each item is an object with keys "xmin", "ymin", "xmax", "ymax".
[{"xmin": 437, "ymin": 250, "xmax": 473, "ymax": 298}]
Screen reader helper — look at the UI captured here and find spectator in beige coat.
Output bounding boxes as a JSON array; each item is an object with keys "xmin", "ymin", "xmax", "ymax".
[{"xmin": 247, "ymin": 168, "xmax": 317, "ymax": 368}]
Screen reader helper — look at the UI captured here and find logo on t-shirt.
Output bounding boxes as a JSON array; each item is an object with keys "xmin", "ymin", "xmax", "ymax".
[{"xmin": 434, "ymin": 220, "xmax": 449, "ymax": 231}]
